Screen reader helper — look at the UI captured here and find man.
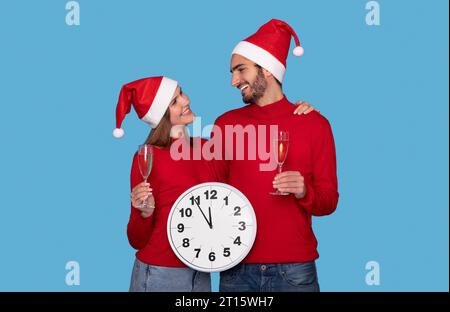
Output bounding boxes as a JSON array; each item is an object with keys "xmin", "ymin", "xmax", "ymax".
[{"xmin": 209, "ymin": 19, "xmax": 339, "ymax": 292}]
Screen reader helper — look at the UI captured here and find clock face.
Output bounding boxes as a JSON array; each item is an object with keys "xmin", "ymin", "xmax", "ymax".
[{"xmin": 167, "ymin": 182, "xmax": 257, "ymax": 273}]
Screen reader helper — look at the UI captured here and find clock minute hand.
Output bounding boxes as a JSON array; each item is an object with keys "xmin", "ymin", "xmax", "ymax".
[
  {"xmin": 195, "ymin": 201, "xmax": 212, "ymax": 229},
  {"xmin": 208, "ymin": 206, "xmax": 213, "ymax": 229}
]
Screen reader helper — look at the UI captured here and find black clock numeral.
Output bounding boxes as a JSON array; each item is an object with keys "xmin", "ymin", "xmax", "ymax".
[
  {"xmin": 190, "ymin": 195, "xmax": 200, "ymax": 206},
  {"xmin": 223, "ymin": 247, "xmax": 231, "ymax": 257},
  {"xmin": 204, "ymin": 190, "xmax": 217, "ymax": 200},
  {"xmin": 177, "ymin": 223, "xmax": 184, "ymax": 233},
  {"xmin": 233, "ymin": 236, "xmax": 242, "ymax": 246},
  {"xmin": 194, "ymin": 248, "xmax": 201, "ymax": 258},
  {"xmin": 209, "ymin": 252, "xmax": 216, "ymax": 261},
  {"xmin": 182, "ymin": 238, "xmax": 190, "ymax": 248},
  {"xmin": 223, "ymin": 196, "xmax": 228, "ymax": 206},
  {"xmin": 233, "ymin": 206, "xmax": 241, "ymax": 216},
  {"xmin": 238, "ymin": 221, "xmax": 246, "ymax": 231},
  {"xmin": 180, "ymin": 208, "xmax": 192, "ymax": 218}
]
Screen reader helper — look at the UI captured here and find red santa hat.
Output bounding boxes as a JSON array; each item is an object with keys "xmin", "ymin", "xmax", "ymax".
[
  {"xmin": 112, "ymin": 76, "xmax": 178, "ymax": 138},
  {"xmin": 232, "ymin": 19, "xmax": 304, "ymax": 83}
]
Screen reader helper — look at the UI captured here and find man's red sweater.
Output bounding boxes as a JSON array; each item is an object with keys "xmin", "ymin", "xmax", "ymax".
[
  {"xmin": 209, "ymin": 96, "xmax": 339, "ymax": 263},
  {"xmin": 127, "ymin": 138, "xmax": 212, "ymax": 267}
]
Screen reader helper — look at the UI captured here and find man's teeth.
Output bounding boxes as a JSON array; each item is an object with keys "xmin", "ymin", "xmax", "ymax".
[{"xmin": 240, "ymin": 85, "xmax": 249, "ymax": 91}]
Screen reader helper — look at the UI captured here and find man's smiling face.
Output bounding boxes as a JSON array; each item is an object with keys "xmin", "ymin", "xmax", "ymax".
[{"xmin": 230, "ymin": 54, "xmax": 268, "ymax": 104}]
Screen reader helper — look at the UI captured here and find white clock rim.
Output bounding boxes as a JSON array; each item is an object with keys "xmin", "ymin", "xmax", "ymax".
[{"xmin": 167, "ymin": 182, "xmax": 257, "ymax": 273}]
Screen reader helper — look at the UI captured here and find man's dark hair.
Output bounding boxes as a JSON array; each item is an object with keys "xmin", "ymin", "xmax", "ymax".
[{"xmin": 254, "ymin": 64, "xmax": 282, "ymax": 87}]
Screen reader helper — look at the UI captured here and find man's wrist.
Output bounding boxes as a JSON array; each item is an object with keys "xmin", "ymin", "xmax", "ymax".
[{"xmin": 295, "ymin": 189, "xmax": 306, "ymax": 199}]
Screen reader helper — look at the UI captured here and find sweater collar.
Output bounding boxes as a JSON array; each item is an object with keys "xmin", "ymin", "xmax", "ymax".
[{"xmin": 245, "ymin": 95, "xmax": 294, "ymax": 119}]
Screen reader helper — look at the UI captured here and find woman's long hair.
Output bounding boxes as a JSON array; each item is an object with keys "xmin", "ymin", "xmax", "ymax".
[
  {"xmin": 144, "ymin": 108, "xmax": 193, "ymax": 148},
  {"xmin": 144, "ymin": 109, "xmax": 172, "ymax": 148}
]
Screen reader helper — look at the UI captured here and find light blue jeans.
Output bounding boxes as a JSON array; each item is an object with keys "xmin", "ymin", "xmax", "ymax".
[
  {"xmin": 129, "ymin": 258, "xmax": 211, "ymax": 292},
  {"xmin": 220, "ymin": 262, "xmax": 320, "ymax": 292}
]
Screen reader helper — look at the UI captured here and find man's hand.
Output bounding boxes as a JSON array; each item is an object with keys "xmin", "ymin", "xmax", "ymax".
[
  {"xmin": 293, "ymin": 100, "xmax": 320, "ymax": 115},
  {"xmin": 272, "ymin": 171, "xmax": 306, "ymax": 199}
]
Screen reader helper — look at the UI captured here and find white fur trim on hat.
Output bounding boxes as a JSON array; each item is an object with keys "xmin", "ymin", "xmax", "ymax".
[
  {"xmin": 232, "ymin": 41, "xmax": 286, "ymax": 83},
  {"xmin": 141, "ymin": 77, "xmax": 178, "ymax": 128}
]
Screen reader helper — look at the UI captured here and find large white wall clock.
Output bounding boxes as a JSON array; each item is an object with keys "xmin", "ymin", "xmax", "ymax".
[{"xmin": 167, "ymin": 182, "xmax": 257, "ymax": 273}]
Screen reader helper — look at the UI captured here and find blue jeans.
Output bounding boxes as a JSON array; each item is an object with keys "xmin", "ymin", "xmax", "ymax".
[
  {"xmin": 220, "ymin": 262, "xmax": 320, "ymax": 292},
  {"xmin": 129, "ymin": 258, "xmax": 211, "ymax": 292}
]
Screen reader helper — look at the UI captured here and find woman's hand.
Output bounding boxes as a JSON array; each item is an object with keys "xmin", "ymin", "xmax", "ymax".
[
  {"xmin": 293, "ymin": 100, "xmax": 320, "ymax": 115},
  {"xmin": 131, "ymin": 182, "xmax": 155, "ymax": 218}
]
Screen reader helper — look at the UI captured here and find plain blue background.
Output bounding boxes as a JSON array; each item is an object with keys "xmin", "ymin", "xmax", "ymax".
[{"xmin": 0, "ymin": 0, "xmax": 448, "ymax": 291}]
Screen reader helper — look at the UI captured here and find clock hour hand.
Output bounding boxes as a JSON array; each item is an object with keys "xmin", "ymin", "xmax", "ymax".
[{"xmin": 195, "ymin": 201, "xmax": 212, "ymax": 229}]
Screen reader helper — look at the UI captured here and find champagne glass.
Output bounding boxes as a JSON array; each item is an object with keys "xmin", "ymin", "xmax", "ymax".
[
  {"xmin": 137, "ymin": 144, "xmax": 154, "ymax": 208},
  {"xmin": 270, "ymin": 131, "xmax": 290, "ymax": 195}
]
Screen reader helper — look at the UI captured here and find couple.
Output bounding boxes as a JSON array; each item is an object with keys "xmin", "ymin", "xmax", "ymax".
[{"xmin": 113, "ymin": 19, "xmax": 339, "ymax": 292}]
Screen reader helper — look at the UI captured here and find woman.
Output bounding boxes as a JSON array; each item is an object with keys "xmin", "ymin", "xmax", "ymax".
[{"xmin": 112, "ymin": 76, "xmax": 317, "ymax": 292}]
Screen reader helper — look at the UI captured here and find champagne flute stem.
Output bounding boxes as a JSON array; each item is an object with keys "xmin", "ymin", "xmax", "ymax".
[
  {"xmin": 141, "ymin": 175, "xmax": 148, "ymax": 209},
  {"xmin": 276, "ymin": 164, "xmax": 283, "ymax": 195}
]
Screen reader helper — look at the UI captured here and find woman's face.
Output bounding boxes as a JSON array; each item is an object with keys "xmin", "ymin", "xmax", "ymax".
[{"xmin": 169, "ymin": 86, "xmax": 195, "ymax": 126}]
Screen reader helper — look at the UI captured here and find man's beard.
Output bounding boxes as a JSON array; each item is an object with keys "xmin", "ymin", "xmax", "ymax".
[{"xmin": 242, "ymin": 67, "xmax": 267, "ymax": 104}]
